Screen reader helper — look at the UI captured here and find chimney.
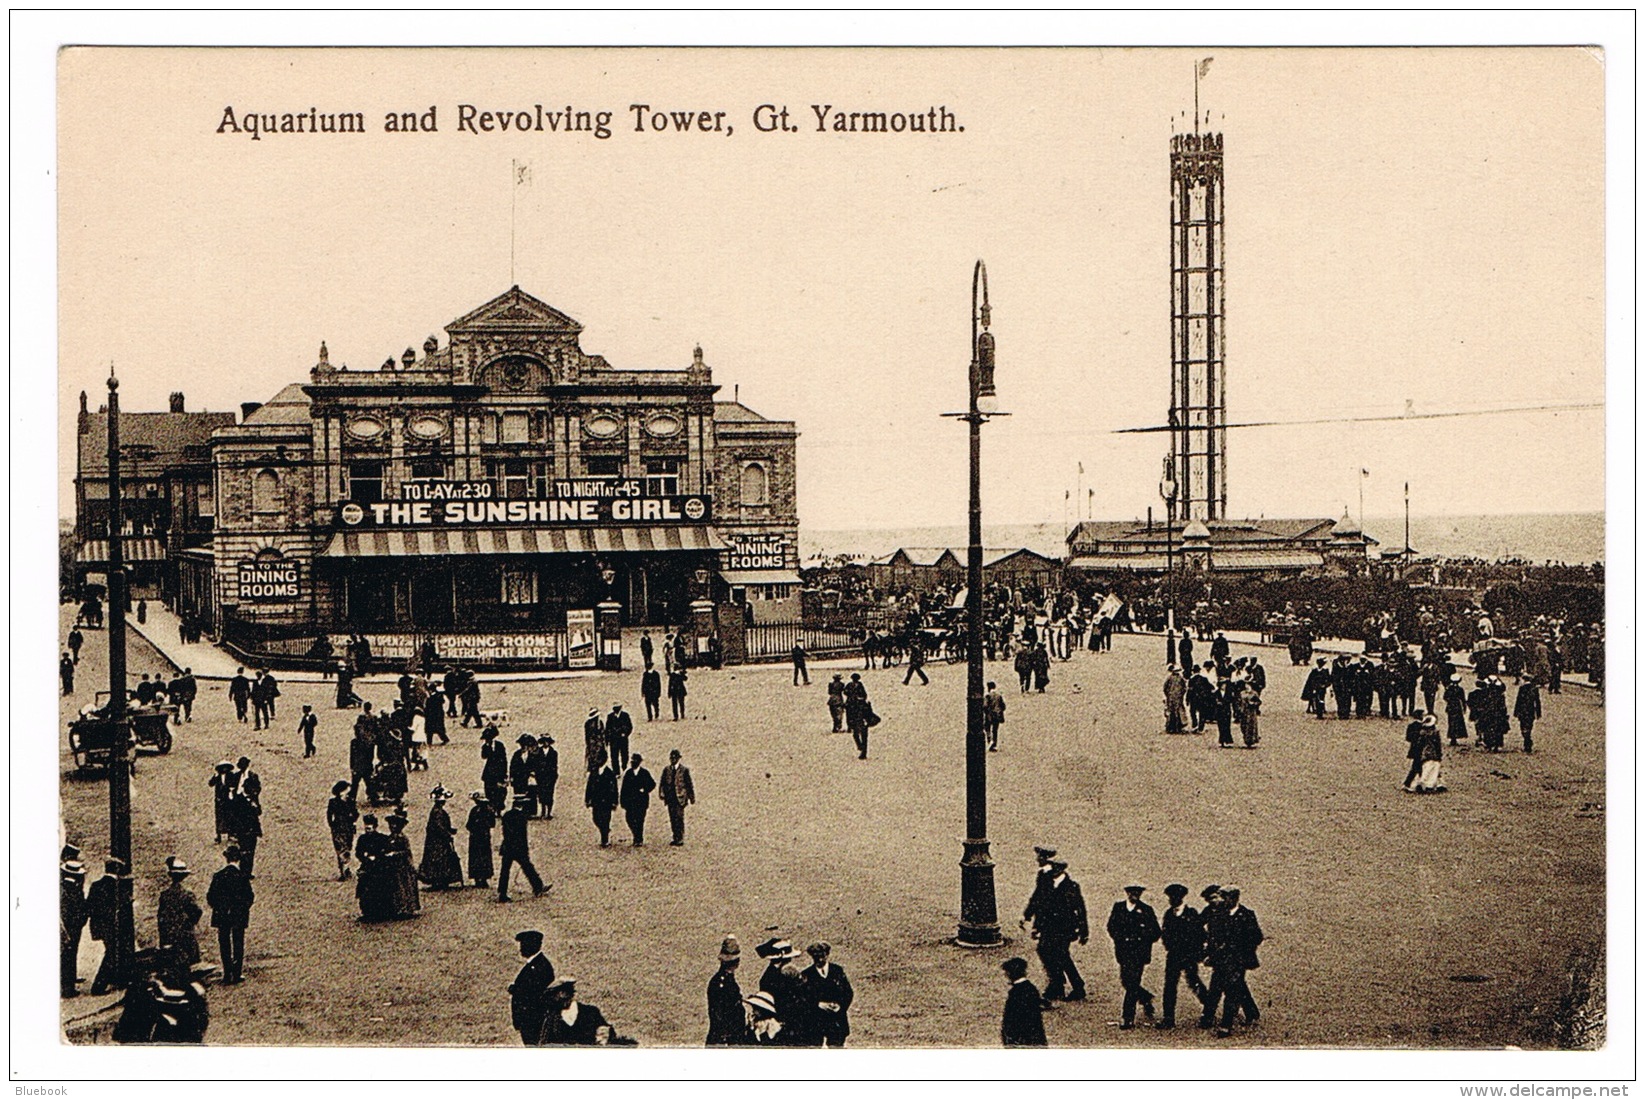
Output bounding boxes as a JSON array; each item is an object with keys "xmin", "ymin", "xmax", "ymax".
[
  {"xmin": 402, "ymin": 347, "xmax": 417, "ymax": 369},
  {"xmin": 169, "ymin": 391, "xmax": 185, "ymax": 413},
  {"xmin": 241, "ymin": 402, "xmax": 263, "ymax": 422}
]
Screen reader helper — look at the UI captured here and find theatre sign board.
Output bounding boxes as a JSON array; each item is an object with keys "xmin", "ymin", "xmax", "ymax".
[{"xmin": 337, "ymin": 490, "xmax": 713, "ymax": 528}]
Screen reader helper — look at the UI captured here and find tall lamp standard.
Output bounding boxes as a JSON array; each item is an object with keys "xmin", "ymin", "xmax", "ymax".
[
  {"xmin": 105, "ymin": 369, "xmax": 136, "ymax": 987},
  {"xmin": 1159, "ymin": 460, "xmax": 1178, "ymax": 633},
  {"xmin": 951, "ymin": 260, "xmax": 1003, "ymax": 946}
]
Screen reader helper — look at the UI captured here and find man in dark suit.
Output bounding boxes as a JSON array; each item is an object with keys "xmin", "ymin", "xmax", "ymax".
[
  {"xmin": 1158, "ymin": 883, "xmax": 1209, "ymax": 1028},
  {"xmin": 228, "ymin": 667, "xmax": 251, "ymax": 723},
  {"xmin": 1200, "ymin": 886, "xmax": 1263, "ymax": 1037},
  {"xmin": 86, "ymin": 858, "xmax": 129, "ymax": 994},
  {"xmin": 1106, "ymin": 884, "xmax": 1161, "ymax": 1028},
  {"xmin": 585, "ymin": 752, "xmax": 620, "ymax": 847},
  {"xmin": 1025, "ymin": 858, "xmax": 1088, "ymax": 1002},
  {"xmin": 619, "ymin": 753, "xmax": 656, "ymax": 846},
  {"xmin": 508, "ymin": 929, "xmax": 555, "ymax": 1045},
  {"xmin": 205, "ymin": 846, "xmax": 254, "ymax": 984},
  {"xmin": 606, "ymin": 704, "xmax": 634, "ymax": 772},
  {"xmin": 497, "ymin": 796, "xmax": 549, "ymax": 902},
  {"xmin": 1000, "ymin": 956, "xmax": 1047, "ymax": 1047},
  {"xmin": 796, "ymin": 942, "xmax": 854, "ymax": 1047}
]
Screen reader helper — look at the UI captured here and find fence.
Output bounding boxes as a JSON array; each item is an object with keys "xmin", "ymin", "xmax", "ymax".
[{"xmin": 742, "ymin": 621, "xmax": 862, "ymax": 663}]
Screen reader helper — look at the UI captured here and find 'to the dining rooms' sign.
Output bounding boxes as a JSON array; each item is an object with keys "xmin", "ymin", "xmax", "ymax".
[{"xmin": 238, "ymin": 560, "xmax": 301, "ymax": 600}]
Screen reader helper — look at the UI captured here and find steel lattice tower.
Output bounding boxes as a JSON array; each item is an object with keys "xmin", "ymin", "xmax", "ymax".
[{"xmin": 1168, "ymin": 127, "xmax": 1226, "ymax": 523}]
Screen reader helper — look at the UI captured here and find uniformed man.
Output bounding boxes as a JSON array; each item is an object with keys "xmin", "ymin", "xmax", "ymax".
[
  {"xmin": 1106, "ymin": 885, "xmax": 1161, "ymax": 1028},
  {"xmin": 705, "ymin": 935, "xmax": 744, "ymax": 1046},
  {"xmin": 508, "ymin": 929, "xmax": 556, "ymax": 1046},
  {"xmin": 1026, "ymin": 858, "xmax": 1088, "ymax": 1002},
  {"xmin": 1201, "ymin": 886, "xmax": 1263, "ymax": 1037},
  {"xmin": 1157, "ymin": 883, "xmax": 1208, "ymax": 1029}
]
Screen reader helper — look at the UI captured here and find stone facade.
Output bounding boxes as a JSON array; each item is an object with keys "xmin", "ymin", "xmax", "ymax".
[{"xmin": 203, "ymin": 286, "xmax": 799, "ymax": 652}]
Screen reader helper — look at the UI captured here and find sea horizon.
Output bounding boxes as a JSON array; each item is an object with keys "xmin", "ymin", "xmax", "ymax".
[{"xmin": 800, "ymin": 511, "xmax": 1605, "ymax": 566}]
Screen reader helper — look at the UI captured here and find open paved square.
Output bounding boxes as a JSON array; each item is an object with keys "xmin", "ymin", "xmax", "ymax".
[{"xmin": 60, "ymin": 613, "xmax": 1605, "ymax": 1048}]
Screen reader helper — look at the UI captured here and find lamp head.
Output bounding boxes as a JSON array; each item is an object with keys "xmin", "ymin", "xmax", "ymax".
[{"xmin": 977, "ymin": 392, "xmax": 999, "ymax": 416}]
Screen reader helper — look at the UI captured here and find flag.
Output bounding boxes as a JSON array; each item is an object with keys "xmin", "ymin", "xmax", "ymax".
[
  {"xmin": 1065, "ymin": 490, "xmax": 1071, "ymax": 500},
  {"xmin": 1361, "ymin": 468, "xmax": 1370, "ymax": 477},
  {"xmin": 1078, "ymin": 462, "xmax": 1084, "ymax": 475},
  {"xmin": 514, "ymin": 160, "xmax": 532, "ymax": 187},
  {"xmin": 1198, "ymin": 57, "xmax": 1214, "ymax": 78}
]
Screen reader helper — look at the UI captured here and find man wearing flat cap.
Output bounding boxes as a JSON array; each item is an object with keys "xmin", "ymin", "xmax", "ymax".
[
  {"xmin": 1026, "ymin": 859, "xmax": 1088, "ymax": 1003},
  {"xmin": 1200, "ymin": 886, "xmax": 1263, "ymax": 1037},
  {"xmin": 705, "ymin": 935, "xmax": 744, "ymax": 1046},
  {"xmin": 508, "ymin": 929, "xmax": 555, "ymax": 1046},
  {"xmin": 1158, "ymin": 884, "xmax": 1209, "ymax": 1028},
  {"xmin": 1106, "ymin": 885, "xmax": 1161, "ymax": 1028}
]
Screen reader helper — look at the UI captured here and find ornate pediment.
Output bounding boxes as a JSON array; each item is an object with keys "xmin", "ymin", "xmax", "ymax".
[{"xmin": 446, "ymin": 286, "xmax": 583, "ymax": 336}]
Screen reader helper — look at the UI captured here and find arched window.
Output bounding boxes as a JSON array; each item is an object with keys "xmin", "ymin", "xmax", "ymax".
[
  {"xmin": 739, "ymin": 462, "xmax": 769, "ymax": 507},
  {"xmin": 252, "ymin": 469, "xmax": 280, "ymax": 514}
]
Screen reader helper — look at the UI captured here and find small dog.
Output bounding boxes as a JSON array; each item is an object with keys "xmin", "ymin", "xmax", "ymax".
[{"xmin": 478, "ymin": 708, "xmax": 509, "ymax": 726}]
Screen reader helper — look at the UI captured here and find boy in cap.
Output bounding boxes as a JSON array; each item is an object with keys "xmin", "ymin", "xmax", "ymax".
[
  {"xmin": 1106, "ymin": 885, "xmax": 1161, "ymax": 1027},
  {"xmin": 706, "ymin": 935, "xmax": 744, "ymax": 1046},
  {"xmin": 1158, "ymin": 883, "xmax": 1208, "ymax": 1028},
  {"xmin": 1000, "ymin": 956, "xmax": 1048, "ymax": 1046},
  {"xmin": 298, "ymin": 704, "xmax": 318, "ymax": 758}
]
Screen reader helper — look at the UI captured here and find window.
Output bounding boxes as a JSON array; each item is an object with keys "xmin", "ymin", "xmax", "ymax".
[
  {"xmin": 197, "ymin": 478, "xmax": 215, "ymax": 517},
  {"xmin": 643, "ymin": 457, "xmax": 680, "ymax": 497},
  {"xmin": 583, "ymin": 455, "xmax": 623, "ymax": 477},
  {"xmin": 501, "ymin": 411, "xmax": 531, "ymax": 444},
  {"xmin": 409, "ymin": 455, "xmax": 447, "ymax": 481},
  {"xmin": 500, "ymin": 567, "xmax": 537, "ymax": 605},
  {"xmin": 252, "ymin": 469, "xmax": 280, "ymax": 513},
  {"xmin": 739, "ymin": 462, "xmax": 769, "ymax": 507},
  {"xmin": 485, "ymin": 458, "xmax": 538, "ymax": 500},
  {"xmin": 347, "ymin": 460, "xmax": 384, "ymax": 504}
]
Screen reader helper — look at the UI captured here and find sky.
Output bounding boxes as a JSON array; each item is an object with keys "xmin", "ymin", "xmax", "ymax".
[{"xmin": 57, "ymin": 47, "xmax": 1606, "ymax": 530}]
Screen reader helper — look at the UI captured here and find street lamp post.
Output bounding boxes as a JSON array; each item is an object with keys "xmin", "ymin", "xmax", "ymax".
[
  {"xmin": 105, "ymin": 370, "xmax": 136, "ymax": 987},
  {"xmin": 957, "ymin": 260, "xmax": 1002, "ymax": 946},
  {"xmin": 1160, "ymin": 462, "xmax": 1178, "ymax": 633}
]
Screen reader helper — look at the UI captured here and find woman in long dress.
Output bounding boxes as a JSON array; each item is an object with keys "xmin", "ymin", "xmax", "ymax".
[
  {"xmin": 464, "ymin": 792, "xmax": 496, "ymax": 889},
  {"xmin": 354, "ymin": 815, "xmax": 395, "ymax": 921},
  {"xmin": 383, "ymin": 812, "xmax": 422, "ymax": 917},
  {"xmin": 418, "ymin": 787, "xmax": 463, "ymax": 889}
]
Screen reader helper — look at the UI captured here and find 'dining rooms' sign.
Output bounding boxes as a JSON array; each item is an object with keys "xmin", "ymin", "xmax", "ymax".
[{"xmin": 237, "ymin": 560, "xmax": 301, "ymax": 600}]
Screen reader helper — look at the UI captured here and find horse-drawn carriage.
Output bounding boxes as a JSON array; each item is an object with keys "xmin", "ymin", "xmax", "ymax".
[{"xmin": 68, "ymin": 692, "xmax": 176, "ymax": 774}]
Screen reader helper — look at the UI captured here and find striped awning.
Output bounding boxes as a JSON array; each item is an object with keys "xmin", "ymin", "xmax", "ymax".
[
  {"xmin": 76, "ymin": 538, "xmax": 165, "ymax": 563},
  {"xmin": 321, "ymin": 526, "xmax": 726, "ymax": 558}
]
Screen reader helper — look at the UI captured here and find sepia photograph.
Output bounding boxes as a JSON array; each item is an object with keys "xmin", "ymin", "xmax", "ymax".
[{"xmin": 12, "ymin": 13, "xmax": 1634, "ymax": 1088}]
